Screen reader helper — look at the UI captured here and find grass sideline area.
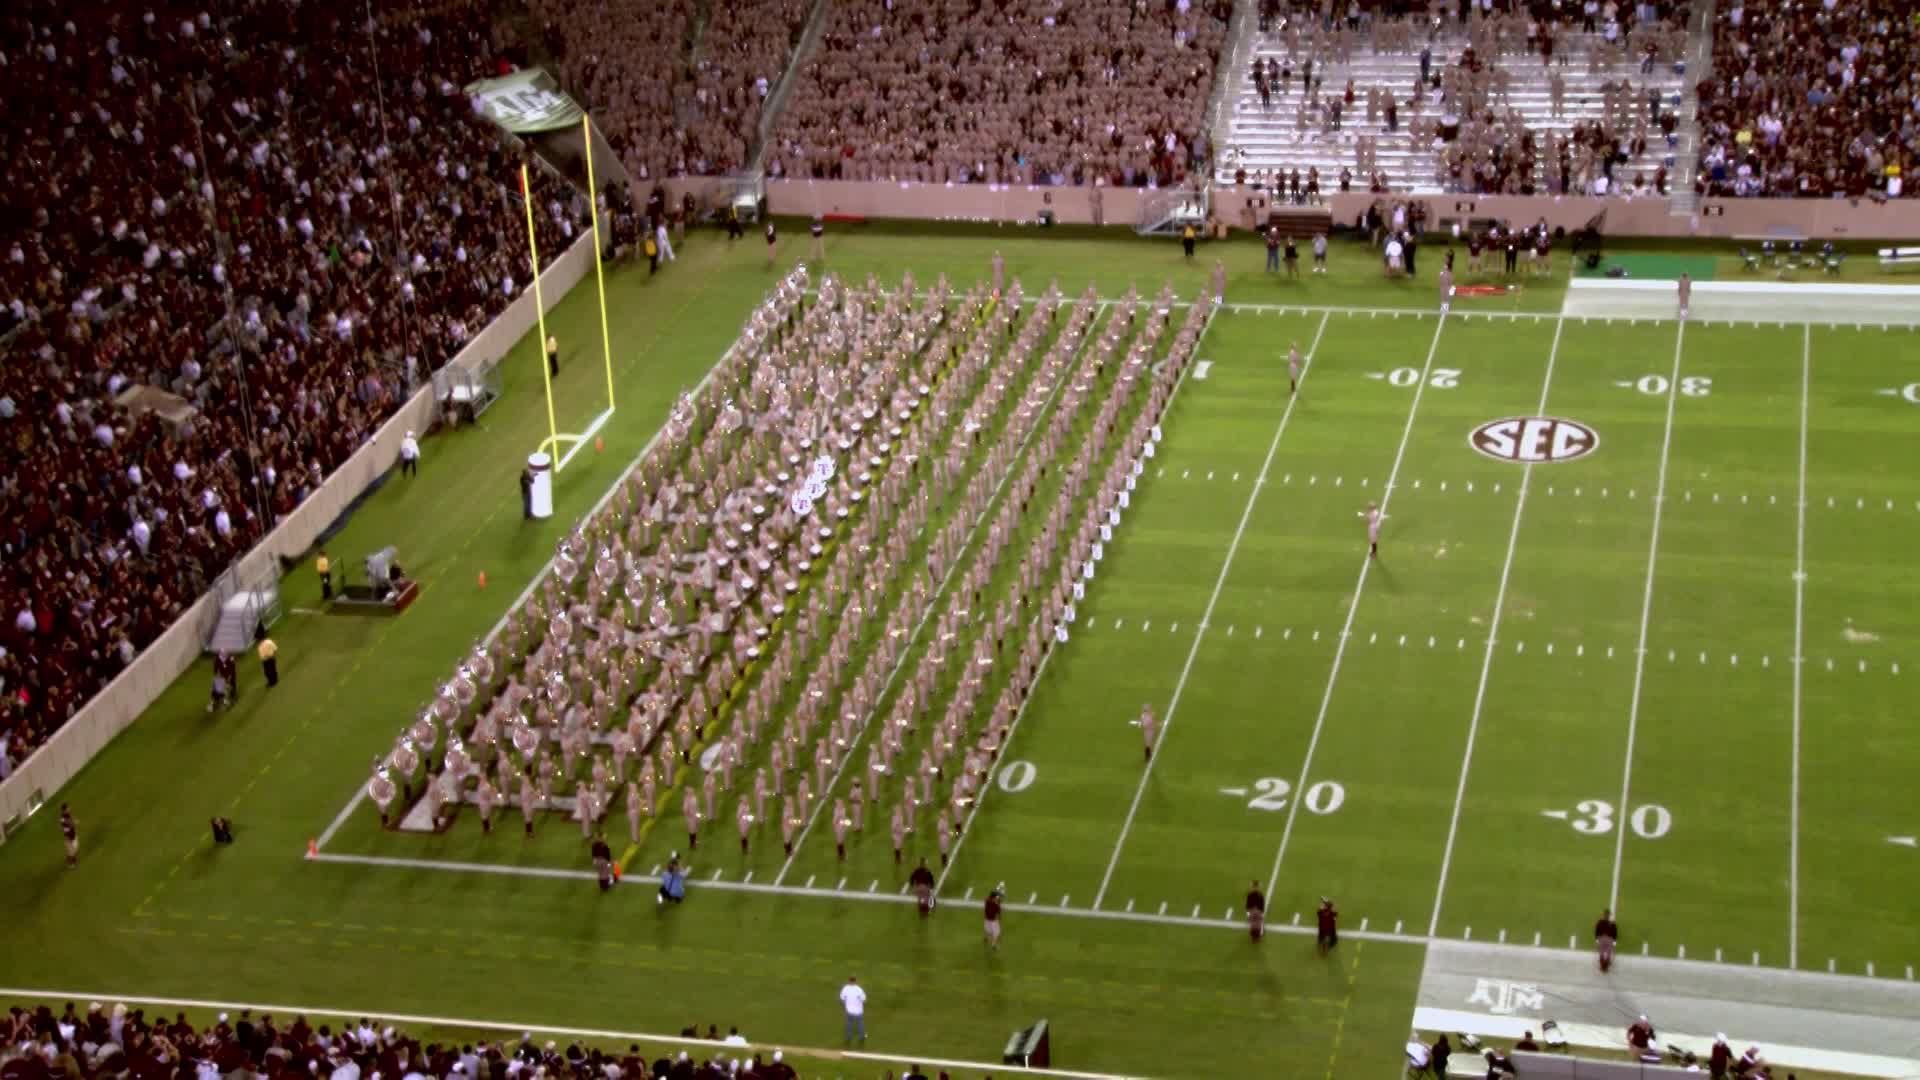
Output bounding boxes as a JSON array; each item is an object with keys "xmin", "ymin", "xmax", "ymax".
[{"xmin": 4, "ymin": 221, "xmax": 1918, "ymax": 1080}]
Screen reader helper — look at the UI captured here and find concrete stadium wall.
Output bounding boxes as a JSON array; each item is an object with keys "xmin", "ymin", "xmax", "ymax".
[
  {"xmin": 0, "ymin": 234, "xmax": 598, "ymax": 830},
  {"xmin": 730, "ymin": 177, "xmax": 1920, "ymax": 241},
  {"xmin": 1319, "ymin": 192, "xmax": 1920, "ymax": 241},
  {"xmin": 764, "ymin": 179, "xmax": 1157, "ymax": 227}
]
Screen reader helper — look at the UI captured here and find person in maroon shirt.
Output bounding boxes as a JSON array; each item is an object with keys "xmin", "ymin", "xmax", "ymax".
[
  {"xmin": 1709, "ymin": 1033, "xmax": 1732, "ymax": 1078},
  {"xmin": 1594, "ymin": 908, "xmax": 1619, "ymax": 972},
  {"xmin": 983, "ymin": 886, "xmax": 1003, "ymax": 950},
  {"xmin": 1626, "ymin": 1015, "xmax": 1656, "ymax": 1058},
  {"xmin": 909, "ymin": 858, "xmax": 936, "ymax": 915},
  {"xmin": 59, "ymin": 804, "xmax": 77, "ymax": 868},
  {"xmin": 1245, "ymin": 880, "xmax": 1266, "ymax": 942},
  {"xmin": 1316, "ymin": 896, "xmax": 1338, "ymax": 955}
]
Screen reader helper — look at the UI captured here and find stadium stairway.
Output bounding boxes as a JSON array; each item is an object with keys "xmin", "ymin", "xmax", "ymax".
[
  {"xmin": 1664, "ymin": 0, "xmax": 1718, "ymax": 216},
  {"xmin": 208, "ymin": 590, "xmax": 276, "ymax": 655},
  {"xmin": 1215, "ymin": 29, "xmax": 1688, "ymax": 195},
  {"xmin": 747, "ymin": 0, "xmax": 832, "ymax": 175},
  {"xmin": 1135, "ymin": 186, "xmax": 1212, "ymax": 237}
]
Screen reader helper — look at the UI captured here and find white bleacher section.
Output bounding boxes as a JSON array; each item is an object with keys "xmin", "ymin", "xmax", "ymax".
[{"xmin": 1217, "ymin": 19, "xmax": 1688, "ymax": 197}]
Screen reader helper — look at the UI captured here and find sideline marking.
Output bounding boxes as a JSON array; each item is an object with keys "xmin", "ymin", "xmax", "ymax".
[
  {"xmin": 1266, "ymin": 313, "xmax": 1450, "ymax": 900},
  {"xmin": 1093, "ymin": 311, "xmax": 1331, "ymax": 909},
  {"xmin": 1428, "ymin": 317, "xmax": 1564, "ymax": 936},
  {"xmin": 1790, "ymin": 324, "xmax": 1809, "ymax": 968},
  {"xmin": 1610, "ymin": 321, "xmax": 1687, "ymax": 912}
]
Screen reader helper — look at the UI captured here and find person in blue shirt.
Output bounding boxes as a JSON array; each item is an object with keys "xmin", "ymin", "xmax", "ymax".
[{"xmin": 658, "ymin": 854, "xmax": 688, "ymax": 905}]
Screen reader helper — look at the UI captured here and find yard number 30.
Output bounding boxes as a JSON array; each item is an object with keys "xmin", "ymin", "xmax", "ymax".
[
  {"xmin": 1571, "ymin": 799, "xmax": 1672, "ymax": 839},
  {"xmin": 1636, "ymin": 375, "xmax": 1713, "ymax": 397}
]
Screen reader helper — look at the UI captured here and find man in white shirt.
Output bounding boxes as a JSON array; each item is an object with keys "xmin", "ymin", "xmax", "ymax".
[
  {"xmin": 839, "ymin": 976, "xmax": 867, "ymax": 1043},
  {"xmin": 399, "ymin": 430, "xmax": 420, "ymax": 477}
]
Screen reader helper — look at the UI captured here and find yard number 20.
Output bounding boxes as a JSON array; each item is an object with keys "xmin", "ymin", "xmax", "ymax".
[
  {"xmin": 1389, "ymin": 367, "xmax": 1461, "ymax": 389},
  {"xmin": 1249, "ymin": 778, "xmax": 1347, "ymax": 815}
]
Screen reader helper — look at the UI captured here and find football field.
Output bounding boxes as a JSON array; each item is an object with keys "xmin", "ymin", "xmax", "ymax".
[
  {"xmin": 5, "ymin": 225, "xmax": 1919, "ymax": 1079},
  {"xmin": 946, "ymin": 305, "xmax": 1920, "ymax": 976}
]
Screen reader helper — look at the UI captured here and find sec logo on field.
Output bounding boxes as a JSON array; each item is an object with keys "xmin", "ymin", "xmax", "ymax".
[{"xmin": 1469, "ymin": 416, "xmax": 1599, "ymax": 464}]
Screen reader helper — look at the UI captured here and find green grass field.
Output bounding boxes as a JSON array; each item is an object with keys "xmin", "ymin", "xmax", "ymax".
[{"xmin": 4, "ymin": 221, "xmax": 1918, "ymax": 1080}]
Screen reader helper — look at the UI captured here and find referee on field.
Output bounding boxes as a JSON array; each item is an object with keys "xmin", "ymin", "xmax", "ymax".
[{"xmin": 256, "ymin": 627, "xmax": 280, "ymax": 688}]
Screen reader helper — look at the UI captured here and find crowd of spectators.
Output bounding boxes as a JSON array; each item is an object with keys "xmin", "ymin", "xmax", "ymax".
[
  {"xmin": 0, "ymin": 0, "xmax": 584, "ymax": 759},
  {"xmin": 1695, "ymin": 0, "xmax": 1915, "ymax": 198},
  {"xmin": 767, "ymin": 0, "xmax": 1232, "ymax": 188},
  {"xmin": 1235, "ymin": 0, "xmax": 1686, "ymax": 195},
  {"xmin": 526, "ymin": 0, "xmax": 811, "ymax": 181},
  {"xmin": 0, "ymin": 1002, "xmax": 806, "ymax": 1080}
]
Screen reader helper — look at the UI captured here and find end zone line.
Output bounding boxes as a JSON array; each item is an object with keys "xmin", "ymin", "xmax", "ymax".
[
  {"xmin": 315, "ymin": 355, "xmax": 728, "ymax": 851},
  {"xmin": 1426, "ymin": 316, "xmax": 1565, "ymax": 937},
  {"xmin": 1091, "ymin": 310, "xmax": 1332, "ymax": 910},
  {"xmin": 1265, "ymin": 312, "xmax": 1450, "ymax": 902},
  {"xmin": 775, "ymin": 296, "xmax": 1089, "ymax": 884},
  {"xmin": 1790, "ymin": 324, "xmax": 1809, "ymax": 969},
  {"xmin": 938, "ymin": 302, "xmax": 1224, "ymax": 895},
  {"xmin": 0, "ymin": 988, "xmax": 1132, "ymax": 1080},
  {"xmin": 552, "ymin": 406, "xmax": 617, "ymax": 473},
  {"xmin": 1608, "ymin": 320, "xmax": 1687, "ymax": 913}
]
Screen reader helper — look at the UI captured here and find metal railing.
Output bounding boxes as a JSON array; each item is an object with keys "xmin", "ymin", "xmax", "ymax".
[
  {"xmin": 1205, "ymin": 0, "xmax": 1258, "ymax": 178},
  {"xmin": 1134, "ymin": 185, "xmax": 1212, "ymax": 235},
  {"xmin": 1667, "ymin": 0, "xmax": 1715, "ymax": 215},
  {"xmin": 749, "ymin": 0, "xmax": 831, "ymax": 174}
]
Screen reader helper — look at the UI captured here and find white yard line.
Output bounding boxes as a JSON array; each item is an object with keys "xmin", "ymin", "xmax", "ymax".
[
  {"xmin": 1264, "ymin": 313, "xmax": 1450, "ymax": 901},
  {"xmin": 1225, "ymin": 302, "xmax": 1540, "ymax": 320},
  {"xmin": 1425, "ymin": 316, "xmax": 1565, "ymax": 936},
  {"xmin": 1790, "ymin": 324, "xmax": 1810, "ymax": 969},
  {"xmin": 0, "ymin": 988, "xmax": 1134, "ymax": 1080},
  {"xmin": 1608, "ymin": 320, "xmax": 1687, "ymax": 912},
  {"xmin": 297, "ymin": 850, "xmax": 1914, "ymax": 988},
  {"xmin": 774, "ymin": 299, "xmax": 1096, "ymax": 884},
  {"xmin": 316, "ymin": 360, "xmax": 725, "ymax": 851},
  {"xmin": 937, "ymin": 303, "xmax": 1225, "ymax": 896},
  {"xmin": 1091, "ymin": 310, "xmax": 1333, "ymax": 909}
]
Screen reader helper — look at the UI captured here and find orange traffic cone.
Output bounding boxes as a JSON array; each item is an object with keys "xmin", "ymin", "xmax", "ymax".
[
  {"xmin": 477, "ymin": 570, "xmax": 488, "ymax": 589},
  {"xmin": 306, "ymin": 838, "xmax": 318, "ymax": 860},
  {"xmin": 594, "ymin": 436, "xmax": 605, "ymax": 453},
  {"xmin": 611, "ymin": 863, "xmax": 622, "ymax": 883}
]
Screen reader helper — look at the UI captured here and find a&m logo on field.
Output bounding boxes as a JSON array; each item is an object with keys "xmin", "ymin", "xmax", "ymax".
[{"xmin": 1468, "ymin": 416, "xmax": 1599, "ymax": 464}]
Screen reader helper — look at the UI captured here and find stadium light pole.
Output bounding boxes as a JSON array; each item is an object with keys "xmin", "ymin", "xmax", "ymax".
[
  {"xmin": 519, "ymin": 164, "xmax": 561, "ymax": 464},
  {"xmin": 584, "ymin": 115, "xmax": 616, "ymax": 411}
]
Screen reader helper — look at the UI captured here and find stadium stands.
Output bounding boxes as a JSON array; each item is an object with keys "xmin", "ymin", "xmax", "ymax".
[
  {"xmin": 1694, "ymin": 0, "xmax": 1916, "ymax": 198},
  {"xmin": 1219, "ymin": 3, "xmax": 1688, "ymax": 195},
  {"xmin": 0, "ymin": 1, "xmax": 582, "ymax": 758},
  {"xmin": 526, "ymin": 0, "xmax": 810, "ymax": 181},
  {"xmin": 766, "ymin": 0, "xmax": 1231, "ymax": 187},
  {"xmin": 0, "ymin": 1001, "xmax": 801, "ymax": 1079}
]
